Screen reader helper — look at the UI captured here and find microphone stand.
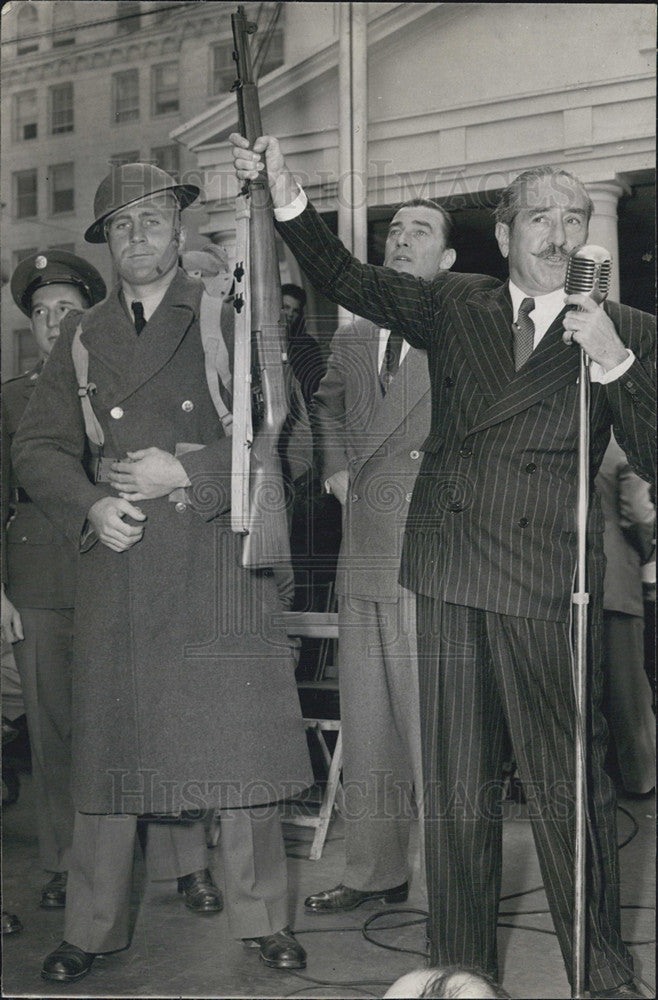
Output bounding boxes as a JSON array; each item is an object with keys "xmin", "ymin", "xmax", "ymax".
[{"xmin": 572, "ymin": 345, "xmax": 590, "ymax": 1000}]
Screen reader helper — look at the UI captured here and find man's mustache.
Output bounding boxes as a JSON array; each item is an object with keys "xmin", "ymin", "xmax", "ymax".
[{"xmin": 537, "ymin": 245, "xmax": 569, "ymax": 261}]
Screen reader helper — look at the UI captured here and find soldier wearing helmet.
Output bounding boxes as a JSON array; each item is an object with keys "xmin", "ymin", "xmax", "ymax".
[{"xmin": 13, "ymin": 164, "xmax": 312, "ymax": 983}]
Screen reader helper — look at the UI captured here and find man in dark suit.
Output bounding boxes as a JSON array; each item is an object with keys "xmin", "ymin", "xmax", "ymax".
[
  {"xmin": 280, "ymin": 284, "xmax": 326, "ymax": 409},
  {"xmin": 304, "ymin": 200, "xmax": 455, "ymax": 915},
  {"xmin": 231, "ymin": 135, "xmax": 655, "ymax": 999},
  {"xmin": 13, "ymin": 165, "xmax": 312, "ymax": 983}
]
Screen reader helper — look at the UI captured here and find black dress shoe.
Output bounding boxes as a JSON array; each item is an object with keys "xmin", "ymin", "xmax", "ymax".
[
  {"xmin": 41, "ymin": 941, "xmax": 95, "ymax": 983},
  {"xmin": 243, "ymin": 926, "xmax": 306, "ymax": 969},
  {"xmin": 177, "ymin": 868, "xmax": 223, "ymax": 913},
  {"xmin": 591, "ymin": 984, "xmax": 644, "ymax": 999},
  {"xmin": 40, "ymin": 871, "xmax": 67, "ymax": 908},
  {"xmin": 2, "ymin": 911, "xmax": 23, "ymax": 935},
  {"xmin": 304, "ymin": 881, "xmax": 409, "ymax": 913}
]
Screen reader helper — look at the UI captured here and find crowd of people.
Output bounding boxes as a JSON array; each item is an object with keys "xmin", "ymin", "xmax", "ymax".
[{"xmin": 1, "ymin": 128, "xmax": 654, "ymax": 1000}]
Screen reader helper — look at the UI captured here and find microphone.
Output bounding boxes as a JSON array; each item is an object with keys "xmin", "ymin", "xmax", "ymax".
[{"xmin": 564, "ymin": 245, "xmax": 612, "ymax": 305}]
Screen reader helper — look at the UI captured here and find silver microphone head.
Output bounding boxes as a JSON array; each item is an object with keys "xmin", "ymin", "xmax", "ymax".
[{"xmin": 564, "ymin": 245, "xmax": 612, "ymax": 303}]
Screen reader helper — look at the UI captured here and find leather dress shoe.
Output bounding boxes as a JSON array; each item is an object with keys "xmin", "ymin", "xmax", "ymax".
[
  {"xmin": 243, "ymin": 926, "xmax": 306, "ymax": 969},
  {"xmin": 591, "ymin": 985, "xmax": 644, "ymax": 999},
  {"xmin": 40, "ymin": 871, "xmax": 67, "ymax": 908},
  {"xmin": 41, "ymin": 941, "xmax": 95, "ymax": 983},
  {"xmin": 304, "ymin": 880, "xmax": 408, "ymax": 913},
  {"xmin": 177, "ymin": 868, "xmax": 223, "ymax": 913}
]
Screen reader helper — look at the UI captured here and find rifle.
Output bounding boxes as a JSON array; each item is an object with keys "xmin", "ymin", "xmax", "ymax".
[{"xmin": 230, "ymin": 4, "xmax": 291, "ymax": 569}]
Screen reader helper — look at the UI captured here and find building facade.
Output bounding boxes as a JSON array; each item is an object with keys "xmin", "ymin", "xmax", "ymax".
[
  {"xmin": 172, "ymin": 2, "xmax": 655, "ymax": 345},
  {"xmin": 1, "ymin": 0, "xmax": 284, "ymax": 376}
]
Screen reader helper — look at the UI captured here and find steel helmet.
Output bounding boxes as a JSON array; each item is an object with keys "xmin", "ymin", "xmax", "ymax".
[{"xmin": 84, "ymin": 162, "xmax": 199, "ymax": 244}]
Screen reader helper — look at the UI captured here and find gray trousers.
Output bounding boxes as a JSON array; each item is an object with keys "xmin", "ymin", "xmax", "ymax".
[
  {"xmin": 338, "ymin": 591, "xmax": 424, "ymax": 890},
  {"xmin": 64, "ymin": 807, "xmax": 289, "ymax": 952},
  {"xmin": 12, "ymin": 607, "xmax": 75, "ymax": 873}
]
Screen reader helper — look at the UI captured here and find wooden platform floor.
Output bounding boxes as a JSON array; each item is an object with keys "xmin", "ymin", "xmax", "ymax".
[{"xmin": 2, "ymin": 774, "xmax": 655, "ymax": 999}]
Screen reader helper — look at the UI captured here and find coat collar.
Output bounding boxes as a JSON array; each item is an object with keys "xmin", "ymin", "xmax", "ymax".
[
  {"xmin": 454, "ymin": 281, "xmax": 579, "ymax": 434},
  {"xmin": 80, "ymin": 269, "xmax": 201, "ymax": 400},
  {"xmin": 350, "ymin": 321, "xmax": 431, "ymax": 472}
]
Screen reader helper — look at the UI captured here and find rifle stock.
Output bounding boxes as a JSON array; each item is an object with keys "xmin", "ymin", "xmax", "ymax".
[{"xmin": 231, "ymin": 5, "xmax": 291, "ymax": 569}]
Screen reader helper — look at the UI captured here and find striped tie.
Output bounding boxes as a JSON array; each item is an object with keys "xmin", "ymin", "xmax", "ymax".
[{"xmin": 513, "ymin": 297, "xmax": 535, "ymax": 370}]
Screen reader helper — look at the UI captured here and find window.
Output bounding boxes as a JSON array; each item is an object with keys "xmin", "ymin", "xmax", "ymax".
[
  {"xmin": 109, "ymin": 150, "xmax": 140, "ymax": 167},
  {"xmin": 49, "ymin": 163, "xmax": 74, "ymax": 214},
  {"xmin": 49, "ymin": 82, "xmax": 74, "ymax": 135},
  {"xmin": 14, "ymin": 169, "xmax": 38, "ymax": 218},
  {"xmin": 209, "ymin": 40, "xmax": 236, "ymax": 97},
  {"xmin": 116, "ymin": 1, "xmax": 141, "ymax": 34},
  {"xmin": 14, "ymin": 90, "xmax": 38, "ymax": 141},
  {"xmin": 150, "ymin": 144, "xmax": 180, "ymax": 179},
  {"xmin": 14, "ymin": 328, "xmax": 39, "ymax": 375},
  {"xmin": 12, "ymin": 248, "xmax": 39, "ymax": 269},
  {"xmin": 210, "ymin": 29, "xmax": 284, "ymax": 95},
  {"xmin": 152, "ymin": 62, "xmax": 179, "ymax": 116},
  {"xmin": 17, "ymin": 4, "xmax": 39, "ymax": 56},
  {"xmin": 52, "ymin": 0, "xmax": 76, "ymax": 47},
  {"xmin": 112, "ymin": 70, "xmax": 139, "ymax": 123}
]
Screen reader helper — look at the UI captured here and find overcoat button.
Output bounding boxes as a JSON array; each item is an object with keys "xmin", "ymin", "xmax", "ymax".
[
  {"xmin": 351, "ymin": 493, "xmax": 359, "ymax": 502},
  {"xmin": 518, "ymin": 517, "xmax": 529, "ymax": 527},
  {"xmin": 175, "ymin": 502, "xmax": 187, "ymax": 513},
  {"xmin": 182, "ymin": 400, "xmax": 194, "ymax": 412},
  {"xmin": 459, "ymin": 447, "xmax": 472, "ymax": 459},
  {"xmin": 110, "ymin": 406, "xmax": 124, "ymax": 419},
  {"xmin": 448, "ymin": 500, "xmax": 463, "ymax": 513},
  {"xmin": 444, "ymin": 376, "xmax": 454, "ymax": 388},
  {"xmin": 410, "ymin": 450, "xmax": 420, "ymax": 460},
  {"xmin": 21, "ymin": 536, "xmax": 28, "ymax": 543},
  {"xmin": 405, "ymin": 492, "xmax": 413, "ymax": 503},
  {"xmin": 525, "ymin": 462, "xmax": 537, "ymax": 474}
]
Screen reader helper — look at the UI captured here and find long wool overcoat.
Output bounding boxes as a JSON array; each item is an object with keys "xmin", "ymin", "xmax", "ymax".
[{"xmin": 13, "ymin": 270, "xmax": 312, "ymax": 815}]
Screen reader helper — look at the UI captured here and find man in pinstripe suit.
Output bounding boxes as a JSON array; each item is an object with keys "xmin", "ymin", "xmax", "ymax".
[{"xmin": 231, "ymin": 135, "xmax": 655, "ymax": 998}]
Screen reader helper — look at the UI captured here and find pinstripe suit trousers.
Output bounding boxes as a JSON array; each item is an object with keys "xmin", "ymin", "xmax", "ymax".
[{"xmin": 416, "ymin": 598, "xmax": 634, "ymax": 991}]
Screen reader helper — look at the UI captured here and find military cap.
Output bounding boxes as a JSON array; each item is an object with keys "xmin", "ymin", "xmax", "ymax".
[
  {"xmin": 85, "ymin": 162, "xmax": 200, "ymax": 244},
  {"xmin": 10, "ymin": 250, "xmax": 107, "ymax": 317}
]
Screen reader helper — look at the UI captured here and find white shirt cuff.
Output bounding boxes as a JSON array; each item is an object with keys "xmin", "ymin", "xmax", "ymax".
[
  {"xmin": 273, "ymin": 187, "xmax": 307, "ymax": 222},
  {"xmin": 589, "ymin": 349, "xmax": 635, "ymax": 384}
]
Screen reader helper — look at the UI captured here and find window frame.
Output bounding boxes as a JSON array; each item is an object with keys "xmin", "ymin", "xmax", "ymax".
[
  {"xmin": 14, "ymin": 169, "xmax": 38, "ymax": 220},
  {"xmin": 112, "ymin": 69, "xmax": 140, "ymax": 124},
  {"xmin": 49, "ymin": 162, "xmax": 75, "ymax": 216},
  {"xmin": 14, "ymin": 90, "xmax": 38, "ymax": 142},
  {"xmin": 151, "ymin": 61, "xmax": 180, "ymax": 117},
  {"xmin": 49, "ymin": 81, "xmax": 74, "ymax": 136}
]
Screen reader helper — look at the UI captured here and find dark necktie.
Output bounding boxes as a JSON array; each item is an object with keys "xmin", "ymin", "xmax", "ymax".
[
  {"xmin": 512, "ymin": 296, "xmax": 535, "ymax": 371},
  {"xmin": 131, "ymin": 300, "xmax": 146, "ymax": 336},
  {"xmin": 379, "ymin": 330, "xmax": 404, "ymax": 395}
]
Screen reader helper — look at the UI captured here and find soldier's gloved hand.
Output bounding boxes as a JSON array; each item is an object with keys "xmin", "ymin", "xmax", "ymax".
[
  {"xmin": 109, "ymin": 447, "xmax": 190, "ymax": 501},
  {"xmin": 88, "ymin": 496, "xmax": 146, "ymax": 552},
  {"xmin": 1, "ymin": 588, "xmax": 23, "ymax": 644}
]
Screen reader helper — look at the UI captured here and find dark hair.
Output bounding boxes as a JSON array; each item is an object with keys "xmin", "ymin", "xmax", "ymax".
[
  {"xmin": 420, "ymin": 965, "xmax": 512, "ymax": 999},
  {"xmin": 281, "ymin": 283, "xmax": 306, "ymax": 308},
  {"xmin": 395, "ymin": 197, "xmax": 454, "ymax": 249},
  {"xmin": 494, "ymin": 165, "xmax": 593, "ymax": 229}
]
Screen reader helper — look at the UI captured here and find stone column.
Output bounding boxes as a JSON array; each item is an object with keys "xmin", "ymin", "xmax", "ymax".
[{"xmin": 585, "ymin": 180, "xmax": 629, "ymax": 301}]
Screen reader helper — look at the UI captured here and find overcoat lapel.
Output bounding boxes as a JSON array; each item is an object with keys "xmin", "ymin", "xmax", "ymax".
[
  {"xmin": 359, "ymin": 345, "xmax": 430, "ymax": 464},
  {"xmin": 81, "ymin": 271, "xmax": 200, "ymax": 401}
]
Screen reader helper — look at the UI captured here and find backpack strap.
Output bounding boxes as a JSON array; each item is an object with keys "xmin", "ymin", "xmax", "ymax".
[
  {"xmin": 199, "ymin": 289, "xmax": 234, "ymax": 436},
  {"xmin": 71, "ymin": 322, "xmax": 104, "ymax": 449}
]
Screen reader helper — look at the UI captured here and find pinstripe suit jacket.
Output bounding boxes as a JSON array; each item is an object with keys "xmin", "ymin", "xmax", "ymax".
[
  {"xmin": 277, "ymin": 203, "xmax": 656, "ymax": 622},
  {"xmin": 313, "ymin": 318, "xmax": 431, "ymax": 601}
]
